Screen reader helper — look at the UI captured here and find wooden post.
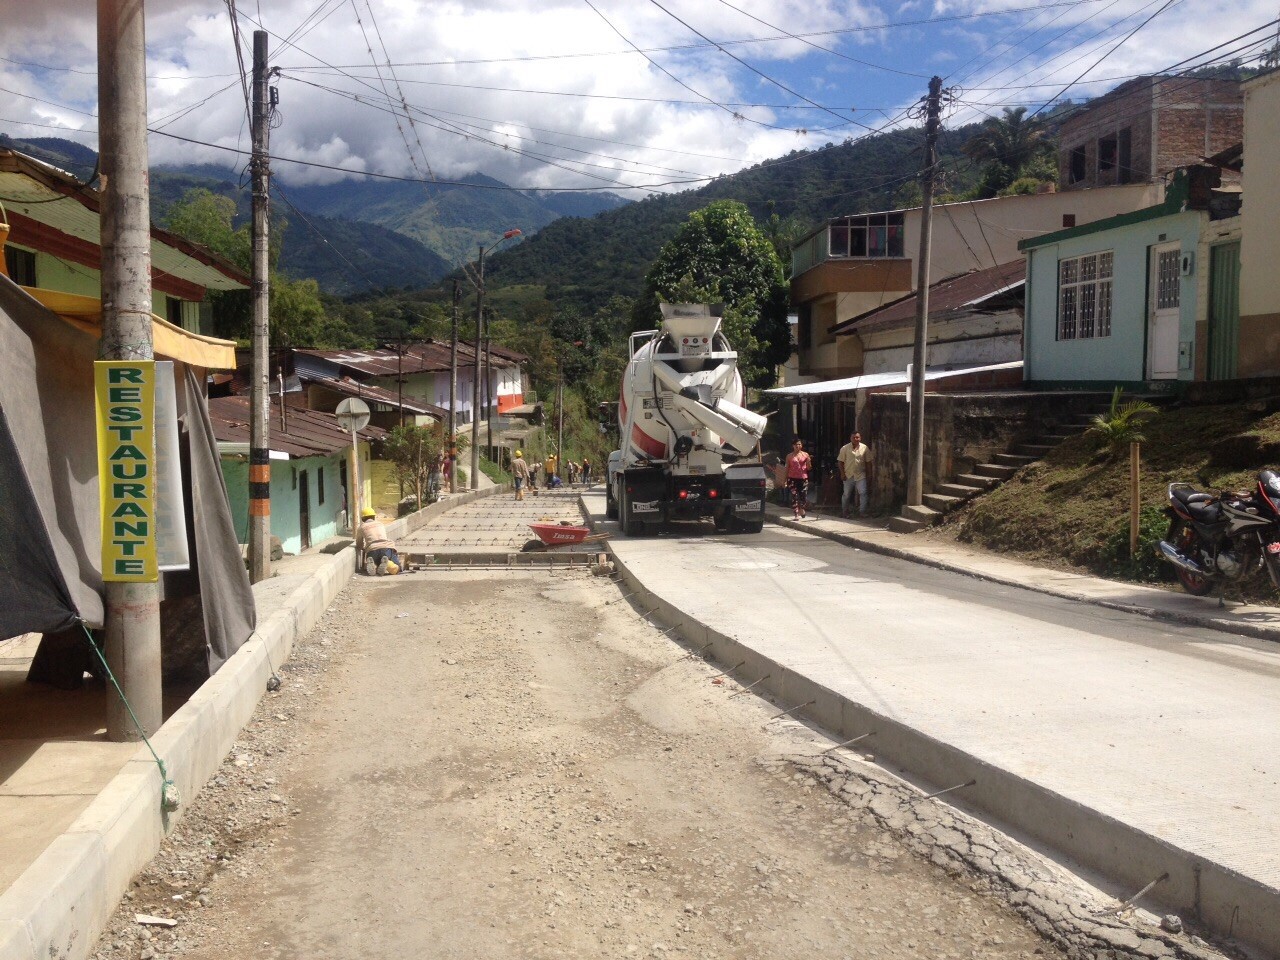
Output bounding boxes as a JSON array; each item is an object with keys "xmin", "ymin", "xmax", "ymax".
[{"xmin": 1130, "ymin": 441, "xmax": 1141, "ymax": 558}]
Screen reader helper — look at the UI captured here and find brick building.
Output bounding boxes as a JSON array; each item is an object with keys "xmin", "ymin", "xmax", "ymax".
[{"xmin": 1057, "ymin": 76, "xmax": 1243, "ymax": 190}]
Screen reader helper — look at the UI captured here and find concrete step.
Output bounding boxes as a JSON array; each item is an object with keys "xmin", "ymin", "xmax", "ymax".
[
  {"xmin": 887, "ymin": 515, "xmax": 928, "ymax": 534},
  {"xmin": 1015, "ymin": 443, "xmax": 1055, "ymax": 458},
  {"xmin": 993, "ymin": 453, "xmax": 1038, "ymax": 468},
  {"xmin": 1038, "ymin": 433, "xmax": 1072, "ymax": 444},
  {"xmin": 936, "ymin": 482, "xmax": 984, "ymax": 500},
  {"xmin": 955, "ymin": 473, "xmax": 1000, "ymax": 490},
  {"xmin": 923, "ymin": 493, "xmax": 964, "ymax": 513},
  {"xmin": 974, "ymin": 463, "xmax": 1017, "ymax": 481},
  {"xmin": 902, "ymin": 503, "xmax": 941, "ymax": 525}
]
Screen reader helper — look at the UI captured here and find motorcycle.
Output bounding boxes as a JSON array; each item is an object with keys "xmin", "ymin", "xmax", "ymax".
[{"xmin": 1157, "ymin": 469, "xmax": 1280, "ymax": 601}]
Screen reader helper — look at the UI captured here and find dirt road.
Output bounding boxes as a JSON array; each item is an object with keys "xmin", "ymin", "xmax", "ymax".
[{"xmin": 92, "ymin": 569, "xmax": 1063, "ymax": 960}]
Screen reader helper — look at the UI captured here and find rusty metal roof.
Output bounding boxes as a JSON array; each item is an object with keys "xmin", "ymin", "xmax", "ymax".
[
  {"xmin": 295, "ymin": 339, "xmax": 525, "ymax": 378},
  {"xmin": 298, "ymin": 372, "xmax": 447, "ymax": 418},
  {"xmin": 209, "ymin": 395, "xmax": 386, "ymax": 459},
  {"xmin": 832, "ymin": 260, "xmax": 1025, "ymax": 336},
  {"xmin": 0, "ymin": 149, "xmax": 249, "ymax": 292}
]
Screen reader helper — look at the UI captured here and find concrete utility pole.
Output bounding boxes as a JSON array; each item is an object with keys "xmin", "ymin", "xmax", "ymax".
[
  {"xmin": 906, "ymin": 76, "xmax": 944, "ymax": 508},
  {"xmin": 470, "ymin": 245, "xmax": 484, "ymax": 491},
  {"xmin": 557, "ymin": 378, "xmax": 564, "ymax": 474},
  {"xmin": 247, "ymin": 30, "xmax": 273, "ymax": 582},
  {"xmin": 484, "ymin": 311, "xmax": 494, "ymax": 458},
  {"xmin": 97, "ymin": 0, "xmax": 162, "ymax": 740},
  {"xmin": 449, "ymin": 280, "xmax": 459, "ymax": 494}
]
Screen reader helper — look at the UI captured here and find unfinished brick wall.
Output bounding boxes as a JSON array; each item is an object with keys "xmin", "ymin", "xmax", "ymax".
[{"xmin": 1057, "ymin": 77, "xmax": 1242, "ymax": 190}]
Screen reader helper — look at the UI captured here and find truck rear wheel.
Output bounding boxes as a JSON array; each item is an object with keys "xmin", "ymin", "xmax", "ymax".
[
  {"xmin": 621, "ymin": 489, "xmax": 645, "ymax": 537},
  {"xmin": 605, "ymin": 480, "xmax": 618, "ymax": 520}
]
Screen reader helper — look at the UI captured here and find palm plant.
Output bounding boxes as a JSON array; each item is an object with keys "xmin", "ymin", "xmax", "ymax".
[
  {"xmin": 961, "ymin": 106, "xmax": 1050, "ymax": 173},
  {"xmin": 1086, "ymin": 388, "xmax": 1159, "ymax": 454}
]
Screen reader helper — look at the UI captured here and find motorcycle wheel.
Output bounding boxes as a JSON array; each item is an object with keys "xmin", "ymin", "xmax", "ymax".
[{"xmin": 1172, "ymin": 524, "xmax": 1214, "ymax": 596}]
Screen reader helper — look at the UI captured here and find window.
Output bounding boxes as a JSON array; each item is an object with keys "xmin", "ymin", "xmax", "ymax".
[
  {"xmin": 166, "ymin": 296, "xmax": 183, "ymax": 326},
  {"xmin": 1098, "ymin": 135, "xmax": 1117, "ymax": 172},
  {"xmin": 1057, "ymin": 251, "xmax": 1113, "ymax": 341},
  {"xmin": 4, "ymin": 246, "xmax": 36, "ymax": 286},
  {"xmin": 1069, "ymin": 146, "xmax": 1087, "ymax": 184},
  {"xmin": 827, "ymin": 212, "xmax": 905, "ymax": 259}
]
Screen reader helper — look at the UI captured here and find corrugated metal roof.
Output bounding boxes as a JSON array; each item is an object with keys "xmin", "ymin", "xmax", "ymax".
[
  {"xmin": 296, "ymin": 339, "xmax": 522, "ymax": 378},
  {"xmin": 299, "ymin": 372, "xmax": 447, "ymax": 418},
  {"xmin": 0, "ymin": 149, "xmax": 249, "ymax": 292},
  {"xmin": 831, "ymin": 260, "xmax": 1025, "ymax": 336},
  {"xmin": 764, "ymin": 360, "xmax": 1023, "ymax": 396},
  {"xmin": 209, "ymin": 395, "xmax": 386, "ymax": 458}
]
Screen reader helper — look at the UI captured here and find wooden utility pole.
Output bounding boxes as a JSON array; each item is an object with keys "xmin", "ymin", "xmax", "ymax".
[
  {"xmin": 906, "ymin": 76, "xmax": 944, "ymax": 508},
  {"xmin": 98, "ymin": 0, "xmax": 162, "ymax": 740},
  {"xmin": 247, "ymin": 30, "xmax": 273, "ymax": 582},
  {"xmin": 1129, "ymin": 441, "xmax": 1141, "ymax": 557},
  {"xmin": 449, "ymin": 280, "xmax": 459, "ymax": 494},
  {"xmin": 557, "ymin": 378, "xmax": 564, "ymax": 472},
  {"xmin": 470, "ymin": 245, "xmax": 485, "ymax": 491}
]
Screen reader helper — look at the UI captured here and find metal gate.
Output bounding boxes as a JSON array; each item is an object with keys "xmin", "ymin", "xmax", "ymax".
[{"xmin": 1208, "ymin": 242, "xmax": 1241, "ymax": 381}]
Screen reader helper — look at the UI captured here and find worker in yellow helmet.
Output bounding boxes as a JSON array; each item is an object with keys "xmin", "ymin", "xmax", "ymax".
[
  {"xmin": 511, "ymin": 449, "xmax": 530, "ymax": 500},
  {"xmin": 356, "ymin": 507, "xmax": 400, "ymax": 575}
]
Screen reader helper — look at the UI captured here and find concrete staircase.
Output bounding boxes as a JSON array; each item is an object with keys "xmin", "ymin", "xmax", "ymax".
[{"xmin": 887, "ymin": 432, "xmax": 1074, "ymax": 534}]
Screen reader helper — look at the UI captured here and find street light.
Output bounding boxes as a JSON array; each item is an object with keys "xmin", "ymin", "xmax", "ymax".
[{"xmin": 466, "ymin": 228, "xmax": 521, "ymax": 491}]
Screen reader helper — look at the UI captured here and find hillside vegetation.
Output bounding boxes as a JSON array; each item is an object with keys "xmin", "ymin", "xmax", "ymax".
[{"xmin": 941, "ymin": 402, "xmax": 1280, "ymax": 587}]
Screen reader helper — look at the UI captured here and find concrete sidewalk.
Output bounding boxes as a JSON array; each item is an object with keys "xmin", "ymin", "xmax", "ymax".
[
  {"xmin": 0, "ymin": 487, "xmax": 499, "ymax": 960},
  {"xmin": 767, "ymin": 504, "xmax": 1280, "ymax": 643},
  {"xmin": 583, "ymin": 491, "xmax": 1280, "ymax": 956}
]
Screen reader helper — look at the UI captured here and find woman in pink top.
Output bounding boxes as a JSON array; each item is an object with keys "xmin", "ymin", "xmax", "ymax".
[{"xmin": 785, "ymin": 436, "xmax": 812, "ymax": 520}]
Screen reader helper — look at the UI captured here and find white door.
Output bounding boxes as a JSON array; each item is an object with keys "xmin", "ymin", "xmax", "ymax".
[{"xmin": 1147, "ymin": 243, "xmax": 1181, "ymax": 379}]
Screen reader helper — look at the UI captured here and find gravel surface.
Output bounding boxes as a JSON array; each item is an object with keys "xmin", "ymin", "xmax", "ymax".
[{"xmin": 87, "ymin": 567, "xmax": 1205, "ymax": 960}]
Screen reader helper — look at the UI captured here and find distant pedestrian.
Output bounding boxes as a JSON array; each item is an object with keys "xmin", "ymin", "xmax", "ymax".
[
  {"xmin": 512, "ymin": 449, "xmax": 529, "ymax": 500},
  {"xmin": 837, "ymin": 430, "xmax": 873, "ymax": 518},
  {"xmin": 530, "ymin": 461, "xmax": 541, "ymax": 496},
  {"xmin": 582, "ymin": 457, "xmax": 592, "ymax": 485},
  {"xmin": 785, "ymin": 436, "xmax": 812, "ymax": 520},
  {"xmin": 569, "ymin": 461, "xmax": 579, "ymax": 485}
]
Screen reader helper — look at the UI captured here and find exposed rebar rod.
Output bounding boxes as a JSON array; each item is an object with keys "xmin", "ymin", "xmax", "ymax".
[
  {"xmin": 820, "ymin": 731, "xmax": 877, "ymax": 754},
  {"xmin": 728, "ymin": 674, "xmax": 771, "ymax": 699},
  {"xmin": 766, "ymin": 700, "xmax": 816, "ymax": 722}
]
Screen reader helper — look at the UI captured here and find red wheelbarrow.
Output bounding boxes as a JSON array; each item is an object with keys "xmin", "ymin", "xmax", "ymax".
[{"xmin": 523, "ymin": 520, "xmax": 609, "ymax": 552}]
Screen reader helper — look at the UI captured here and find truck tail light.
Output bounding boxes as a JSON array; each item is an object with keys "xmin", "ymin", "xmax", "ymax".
[
  {"xmin": 708, "ymin": 489, "xmax": 719, "ymax": 499},
  {"xmin": 677, "ymin": 489, "xmax": 689, "ymax": 500}
]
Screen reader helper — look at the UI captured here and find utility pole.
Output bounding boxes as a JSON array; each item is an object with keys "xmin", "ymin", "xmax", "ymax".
[
  {"xmin": 247, "ymin": 30, "xmax": 273, "ymax": 582},
  {"xmin": 449, "ymin": 280, "xmax": 459, "ymax": 494},
  {"xmin": 557, "ymin": 377, "xmax": 564, "ymax": 473},
  {"xmin": 470, "ymin": 244, "xmax": 485, "ymax": 491},
  {"xmin": 97, "ymin": 0, "xmax": 162, "ymax": 740},
  {"xmin": 484, "ymin": 310, "xmax": 493, "ymax": 459},
  {"xmin": 396, "ymin": 334, "xmax": 404, "ymax": 427},
  {"xmin": 906, "ymin": 76, "xmax": 943, "ymax": 508}
]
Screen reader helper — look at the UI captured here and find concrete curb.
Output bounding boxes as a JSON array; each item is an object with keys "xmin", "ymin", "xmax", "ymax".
[
  {"xmin": 0, "ymin": 485, "xmax": 506, "ymax": 960},
  {"xmin": 765, "ymin": 508, "xmax": 1280, "ymax": 646},
  {"xmin": 591, "ymin": 510, "xmax": 1280, "ymax": 956}
]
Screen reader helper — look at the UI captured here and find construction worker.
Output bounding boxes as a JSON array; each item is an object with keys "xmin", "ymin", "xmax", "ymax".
[
  {"xmin": 545, "ymin": 452, "xmax": 558, "ymax": 483},
  {"xmin": 512, "ymin": 449, "xmax": 530, "ymax": 500},
  {"xmin": 355, "ymin": 507, "xmax": 401, "ymax": 575}
]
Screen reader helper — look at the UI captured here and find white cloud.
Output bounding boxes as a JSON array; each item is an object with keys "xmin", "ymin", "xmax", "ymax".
[{"xmin": 2, "ymin": 0, "xmax": 1276, "ymax": 197}]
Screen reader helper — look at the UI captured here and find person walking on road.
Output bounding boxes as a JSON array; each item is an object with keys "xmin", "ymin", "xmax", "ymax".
[
  {"xmin": 512, "ymin": 449, "xmax": 530, "ymax": 501},
  {"xmin": 582, "ymin": 457, "xmax": 592, "ymax": 486},
  {"xmin": 785, "ymin": 437, "xmax": 812, "ymax": 521},
  {"xmin": 837, "ymin": 430, "xmax": 873, "ymax": 518}
]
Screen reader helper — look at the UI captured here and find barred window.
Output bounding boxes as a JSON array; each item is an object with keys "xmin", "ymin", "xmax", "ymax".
[{"xmin": 1057, "ymin": 251, "xmax": 1113, "ymax": 341}]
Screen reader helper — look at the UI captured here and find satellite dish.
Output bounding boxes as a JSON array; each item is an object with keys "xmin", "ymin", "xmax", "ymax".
[{"xmin": 334, "ymin": 398, "xmax": 371, "ymax": 433}]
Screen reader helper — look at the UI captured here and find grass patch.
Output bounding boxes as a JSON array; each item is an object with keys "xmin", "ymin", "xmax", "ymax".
[
  {"xmin": 480, "ymin": 456, "xmax": 510, "ymax": 484},
  {"xmin": 942, "ymin": 400, "xmax": 1280, "ymax": 587}
]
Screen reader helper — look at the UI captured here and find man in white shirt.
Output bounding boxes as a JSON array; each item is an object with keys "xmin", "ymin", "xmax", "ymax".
[{"xmin": 837, "ymin": 431, "xmax": 873, "ymax": 518}]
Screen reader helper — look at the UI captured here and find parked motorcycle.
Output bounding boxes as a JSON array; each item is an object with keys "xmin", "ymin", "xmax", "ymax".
[{"xmin": 1157, "ymin": 470, "xmax": 1280, "ymax": 600}]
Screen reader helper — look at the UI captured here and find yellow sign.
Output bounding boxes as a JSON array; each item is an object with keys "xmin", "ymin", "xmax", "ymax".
[{"xmin": 95, "ymin": 361, "xmax": 158, "ymax": 582}]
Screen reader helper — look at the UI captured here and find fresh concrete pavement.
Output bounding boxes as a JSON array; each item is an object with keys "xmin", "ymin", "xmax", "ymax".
[
  {"xmin": 0, "ymin": 487, "xmax": 502, "ymax": 960},
  {"xmin": 583, "ymin": 492, "xmax": 1280, "ymax": 957}
]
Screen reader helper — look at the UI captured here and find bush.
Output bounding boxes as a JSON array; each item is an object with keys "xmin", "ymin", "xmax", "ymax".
[
  {"xmin": 1087, "ymin": 387, "xmax": 1158, "ymax": 455},
  {"xmin": 1097, "ymin": 505, "xmax": 1173, "ymax": 583}
]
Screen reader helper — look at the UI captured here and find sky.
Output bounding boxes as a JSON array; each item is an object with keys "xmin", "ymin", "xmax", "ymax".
[{"xmin": 1, "ymin": 0, "xmax": 1277, "ymax": 196}]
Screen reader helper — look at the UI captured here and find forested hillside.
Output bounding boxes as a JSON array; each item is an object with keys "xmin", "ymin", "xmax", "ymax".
[{"xmin": 480, "ymin": 124, "xmax": 982, "ymax": 313}]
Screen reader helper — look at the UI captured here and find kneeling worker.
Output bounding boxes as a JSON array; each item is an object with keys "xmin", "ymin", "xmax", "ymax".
[{"xmin": 356, "ymin": 507, "xmax": 401, "ymax": 575}]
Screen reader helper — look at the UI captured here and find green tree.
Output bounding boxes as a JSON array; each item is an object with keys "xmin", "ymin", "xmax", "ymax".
[
  {"xmin": 383, "ymin": 422, "xmax": 447, "ymax": 507},
  {"xmin": 962, "ymin": 107, "xmax": 1053, "ymax": 198},
  {"xmin": 637, "ymin": 200, "xmax": 790, "ymax": 387}
]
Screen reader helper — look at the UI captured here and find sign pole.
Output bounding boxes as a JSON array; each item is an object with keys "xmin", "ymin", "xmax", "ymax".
[{"xmin": 97, "ymin": 0, "xmax": 162, "ymax": 741}]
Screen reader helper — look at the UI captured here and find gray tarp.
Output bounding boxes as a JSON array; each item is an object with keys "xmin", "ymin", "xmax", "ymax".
[{"xmin": 0, "ymin": 275, "xmax": 254, "ymax": 674}]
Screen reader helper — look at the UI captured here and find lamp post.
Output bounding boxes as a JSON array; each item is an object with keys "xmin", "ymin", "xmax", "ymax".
[{"xmin": 468, "ymin": 228, "xmax": 521, "ymax": 490}]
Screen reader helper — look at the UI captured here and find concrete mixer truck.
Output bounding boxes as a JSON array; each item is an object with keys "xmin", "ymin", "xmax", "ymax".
[{"xmin": 606, "ymin": 303, "xmax": 768, "ymax": 536}]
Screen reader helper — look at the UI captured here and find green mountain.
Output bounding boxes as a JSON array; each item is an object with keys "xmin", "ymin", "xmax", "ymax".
[{"xmin": 477, "ymin": 125, "xmax": 985, "ymax": 313}]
